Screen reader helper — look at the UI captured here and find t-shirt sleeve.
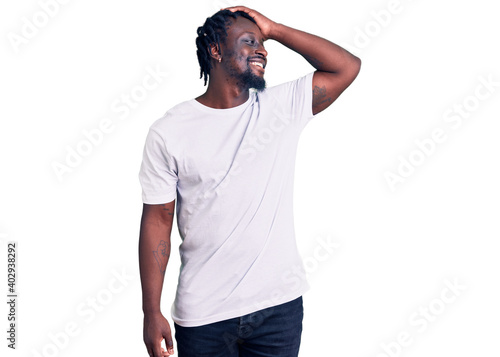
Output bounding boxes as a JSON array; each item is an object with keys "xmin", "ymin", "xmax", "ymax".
[
  {"xmin": 138, "ymin": 127, "xmax": 178, "ymax": 204},
  {"xmin": 267, "ymin": 71, "xmax": 316, "ymax": 131}
]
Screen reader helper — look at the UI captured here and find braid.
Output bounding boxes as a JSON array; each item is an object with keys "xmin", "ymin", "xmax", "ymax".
[{"xmin": 195, "ymin": 10, "xmax": 257, "ymax": 86}]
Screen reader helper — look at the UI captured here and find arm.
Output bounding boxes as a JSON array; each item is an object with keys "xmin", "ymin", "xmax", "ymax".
[
  {"xmin": 270, "ymin": 23, "xmax": 361, "ymax": 115},
  {"xmin": 225, "ymin": 6, "xmax": 361, "ymax": 115},
  {"xmin": 139, "ymin": 200, "xmax": 176, "ymax": 356}
]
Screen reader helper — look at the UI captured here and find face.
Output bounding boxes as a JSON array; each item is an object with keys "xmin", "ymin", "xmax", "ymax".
[{"xmin": 220, "ymin": 16, "xmax": 268, "ymax": 92}]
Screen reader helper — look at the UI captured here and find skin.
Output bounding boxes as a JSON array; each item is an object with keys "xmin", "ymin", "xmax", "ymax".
[
  {"xmin": 139, "ymin": 201, "xmax": 175, "ymax": 356},
  {"xmin": 197, "ymin": 6, "xmax": 361, "ymax": 115},
  {"xmin": 195, "ymin": 15, "xmax": 269, "ymax": 108},
  {"xmin": 139, "ymin": 6, "xmax": 361, "ymax": 357}
]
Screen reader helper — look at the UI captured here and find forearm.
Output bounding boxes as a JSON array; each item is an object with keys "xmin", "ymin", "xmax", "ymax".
[
  {"xmin": 138, "ymin": 215, "xmax": 173, "ymax": 315},
  {"xmin": 270, "ymin": 23, "xmax": 360, "ymax": 74}
]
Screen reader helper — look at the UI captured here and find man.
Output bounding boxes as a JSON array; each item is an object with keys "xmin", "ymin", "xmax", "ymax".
[{"xmin": 138, "ymin": 6, "xmax": 360, "ymax": 356}]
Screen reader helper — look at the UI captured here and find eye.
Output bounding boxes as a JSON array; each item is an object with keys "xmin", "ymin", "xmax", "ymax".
[{"xmin": 245, "ymin": 39, "xmax": 256, "ymax": 45}]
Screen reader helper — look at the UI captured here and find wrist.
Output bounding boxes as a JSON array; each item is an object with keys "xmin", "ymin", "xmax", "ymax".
[
  {"xmin": 143, "ymin": 306, "xmax": 162, "ymax": 316},
  {"xmin": 267, "ymin": 22, "xmax": 284, "ymax": 41}
]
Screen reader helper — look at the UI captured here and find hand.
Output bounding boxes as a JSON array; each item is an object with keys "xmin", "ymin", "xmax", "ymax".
[
  {"xmin": 222, "ymin": 6, "xmax": 278, "ymax": 41},
  {"xmin": 143, "ymin": 312, "xmax": 174, "ymax": 356}
]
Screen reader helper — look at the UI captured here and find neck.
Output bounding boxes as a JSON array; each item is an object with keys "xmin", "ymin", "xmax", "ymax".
[{"xmin": 196, "ymin": 76, "xmax": 250, "ymax": 109}]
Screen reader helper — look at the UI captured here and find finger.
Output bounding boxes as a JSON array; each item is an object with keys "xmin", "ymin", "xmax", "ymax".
[
  {"xmin": 153, "ymin": 340, "xmax": 164, "ymax": 357},
  {"xmin": 158, "ymin": 346, "xmax": 173, "ymax": 356},
  {"xmin": 146, "ymin": 345, "xmax": 155, "ymax": 357},
  {"xmin": 164, "ymin": 332, "xmax": 175, "ymax": 355},
  {"xmin": 222, "ymin": 6, "xmax": 246, "ymax": 12},
  {"xmin": 159, "ymin": 347, "xmax": 170, "ymax": 356}
]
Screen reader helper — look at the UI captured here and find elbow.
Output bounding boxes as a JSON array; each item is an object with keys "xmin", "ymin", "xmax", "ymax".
[
  {"xmin": 345, "ymin": 55, "xmax": 361, "ymax": 83},
  {"xmin": 351, "ymin": 55, "xmax": 362, "ymax": 77}
]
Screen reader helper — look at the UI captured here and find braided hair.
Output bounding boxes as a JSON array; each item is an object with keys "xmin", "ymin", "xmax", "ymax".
[{"xmin": 196, "ymin": 10, "xmax": 257, "ymax": 86}]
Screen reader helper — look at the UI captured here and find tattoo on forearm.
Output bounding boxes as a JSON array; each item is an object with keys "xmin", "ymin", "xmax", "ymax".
[
  {"xmin": 313, "ymin": 85, "xmax": 333, "ymax": 107},
  {"xmin": 162, "ymin": 204, "xmax": 174, "ymax": 215},
  {"xmin": 153, "ymin": 240, "xmax": 170, "ymax": 274}
]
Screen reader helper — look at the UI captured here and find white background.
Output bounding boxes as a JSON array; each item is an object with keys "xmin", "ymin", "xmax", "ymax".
[{"xmin": 1, "ymin": 0, "xmax": 499, "ymax": 356}]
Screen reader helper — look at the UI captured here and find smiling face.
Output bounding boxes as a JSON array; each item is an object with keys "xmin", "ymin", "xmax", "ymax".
[{"xmin": 220, "ymin": 16, "xmax": 268, "ymax": 92}]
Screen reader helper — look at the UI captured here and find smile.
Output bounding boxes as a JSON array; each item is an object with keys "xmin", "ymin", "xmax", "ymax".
[{"xmin": 249, "ymin": 61, "xmax": 265, "ymax": 72}]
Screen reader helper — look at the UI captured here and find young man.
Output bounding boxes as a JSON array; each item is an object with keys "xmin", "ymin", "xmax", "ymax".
[{"xmin": 138, "ymin": 6, "xmax": 360, "ymax": 357}]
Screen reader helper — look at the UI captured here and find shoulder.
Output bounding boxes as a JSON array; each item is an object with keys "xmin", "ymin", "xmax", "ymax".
[
  {"xmin": 258, "ymin": 72, "xmax": 314, "ymax": 100},
  {"xmin": 149, "ymin": 99, "xmax": 196, "ymax": 135}
]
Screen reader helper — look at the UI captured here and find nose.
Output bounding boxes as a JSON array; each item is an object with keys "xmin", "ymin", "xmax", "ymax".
[{"xmin": 256, "ymin": 42, "xmax": 268, "ymax": 59}]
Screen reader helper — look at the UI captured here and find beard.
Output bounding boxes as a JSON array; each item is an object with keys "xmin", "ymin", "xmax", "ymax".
[
  {"xmin": 226, "ymin": 58, "xmax": 267, "ymax": 92},
  {"xmin": 238, "ymin": 65, "xmax": 266, "ymax": 92}
]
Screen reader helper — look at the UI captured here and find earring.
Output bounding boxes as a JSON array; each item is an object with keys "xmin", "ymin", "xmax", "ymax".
[{"xmin": 218, "ymin": 57, "xmax": 221, "ymax": 62}]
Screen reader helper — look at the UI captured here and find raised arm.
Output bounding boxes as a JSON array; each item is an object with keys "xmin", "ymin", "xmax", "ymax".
[
  {"xmin": 139, "ymin": 200, "xmax": 176, "ymax": 356},
  {"xmin": 225, "ymin": 6, "xmax": 361, "ymax": 115}
]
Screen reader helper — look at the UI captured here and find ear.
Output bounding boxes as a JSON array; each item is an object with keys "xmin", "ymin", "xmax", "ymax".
[{"xmin": 207, "ymin": 42, "xmax": 222, "ymax": 62}]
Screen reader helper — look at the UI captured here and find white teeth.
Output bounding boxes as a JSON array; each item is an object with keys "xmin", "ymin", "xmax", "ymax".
[{"xmin": 250, "ymin": 62, "xmax": 264, "ymax": 68}]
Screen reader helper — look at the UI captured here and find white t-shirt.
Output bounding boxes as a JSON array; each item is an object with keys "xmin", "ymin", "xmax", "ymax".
[{"xmin": 139, "ymin": 71, "xmax": 317, "ymax": 327}]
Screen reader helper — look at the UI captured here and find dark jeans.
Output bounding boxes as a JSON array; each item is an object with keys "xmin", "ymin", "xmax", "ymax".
[{"xmin": 174, "ymin": 296, "xmax": 304, "ymax": 357}]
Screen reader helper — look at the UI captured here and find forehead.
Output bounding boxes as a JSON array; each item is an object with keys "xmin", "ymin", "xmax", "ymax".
[{"xmin": 225, "ymin": 16, "xmax": 263, "ymax": 41}]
